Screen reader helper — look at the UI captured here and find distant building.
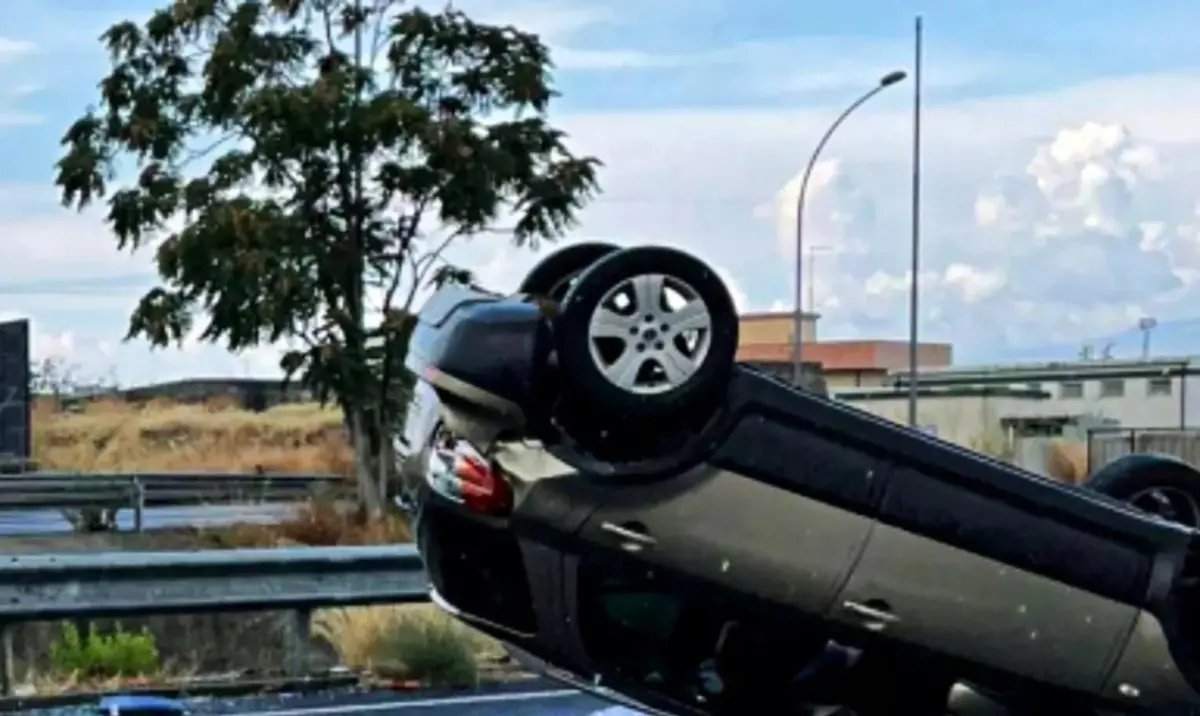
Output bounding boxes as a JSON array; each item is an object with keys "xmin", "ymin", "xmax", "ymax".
[
  {"xmin": 834, "ymin": 356, "xmax": 1200, "ymax": 445},
  {"xmin": 889, "ymin": 356, "xmax": 1200, "ymax": 430},
  {"xmin": 118, "ymin": 378, "xmax": 312, "ymax": 411},
  {"xmin": 735, "ymin": 310, "xmax": 954, "ymax": 390}
]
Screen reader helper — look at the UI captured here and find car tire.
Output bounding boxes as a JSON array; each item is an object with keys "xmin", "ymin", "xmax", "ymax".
[
  {"xmin": 518, "ymin": 242, "xmax": 622, "ymax": 301},
  {"xmin": 556, "ymin": 245, "xmax": 739, "ymax": 420},
  {"xmin": 1084, "ymin": 452, "xmax": 1200, "ymax": 528}
]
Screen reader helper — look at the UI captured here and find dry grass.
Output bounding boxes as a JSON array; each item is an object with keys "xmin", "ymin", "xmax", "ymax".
[
  {"xmin": 197, "ymin": 499, "xmax": 413, "ymax": 548},
  {"xmin": 314, "ymin": 605, "xmax": 507, "ymax": 688},
  {"xmin": 33, "ymin": 396, "xmax": 354, "ymax": 474}
]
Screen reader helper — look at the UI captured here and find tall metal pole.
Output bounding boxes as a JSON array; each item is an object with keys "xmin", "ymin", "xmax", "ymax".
[
  {"xmin": 792, "ymin": 70, "xmax": 908, "ymax": 387},
  {"xmin": 906, "ymin": 16, "xmax": 924, "ymax": 426},
  {"xmin": 806, "ymin": 245, "xmax": 832, "ymax": 314},
  {"xmin": 807, "ymin": 247, "xmax": 816, "ymax": 315}
]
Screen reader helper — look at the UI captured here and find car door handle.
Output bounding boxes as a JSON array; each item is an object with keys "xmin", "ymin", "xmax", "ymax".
[
  {"xmin": 600, "ymin": 521, "xmax": 656, "ymax": 549},
  {"xmin": 842, "ymin": 600, "xmax": 899, "ymax": 631}
]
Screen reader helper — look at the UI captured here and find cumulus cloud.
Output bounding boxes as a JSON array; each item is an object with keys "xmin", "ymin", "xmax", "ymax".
[{"xmin": 822, "ymin": 119, "xmax": 1200, "ymax": 359}]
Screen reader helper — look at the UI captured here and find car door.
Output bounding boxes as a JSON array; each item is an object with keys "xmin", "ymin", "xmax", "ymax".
[
  {"xmin": 574, "ymin": 462, "xmax": 875, "ymax": 619},
  {"xmin": 829, "ymin": 472, "xmax": 1140, "ymax": 694}
]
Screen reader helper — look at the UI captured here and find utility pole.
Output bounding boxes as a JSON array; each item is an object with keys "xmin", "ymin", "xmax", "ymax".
[
  {"xmin": 906, "ymin": 15, "xmax": 924, "ymax": 428},
  {"xmin": 806, "ymin": 245, "xmax": 832, "ymax": 313}
]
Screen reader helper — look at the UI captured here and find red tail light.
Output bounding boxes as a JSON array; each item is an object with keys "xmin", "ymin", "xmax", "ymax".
[{"xmin": 453, "ymin": 453, "xmax": 513, "ymax": 516}]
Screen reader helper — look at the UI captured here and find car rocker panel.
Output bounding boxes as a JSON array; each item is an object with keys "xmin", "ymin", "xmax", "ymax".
[{"xmin": 403, "ymin": 244, "xmax": 1200, "ymax": 716}]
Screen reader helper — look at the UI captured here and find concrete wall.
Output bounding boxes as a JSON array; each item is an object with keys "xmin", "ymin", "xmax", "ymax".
[{"xmin": 838, "ymin": 390, "xmax": 1048, "ymax": 453}]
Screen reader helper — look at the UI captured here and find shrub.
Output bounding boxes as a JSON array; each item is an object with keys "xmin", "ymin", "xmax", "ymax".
[
  {"xmin": 50, "ymin": 623, "xmax": 160, "ymax": 679},
  {"xmin": 314, "ymin": 606, "xmax": 480, "ymax": 687}
]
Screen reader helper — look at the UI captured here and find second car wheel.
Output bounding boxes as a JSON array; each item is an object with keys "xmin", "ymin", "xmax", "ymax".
[
  {"xmin": 518, "ymin": 242, "xmax": 621, "ymax": 301},
  {"xmin": 555, "ymin": 246, "xmax": 739, "ymax": 420},
  {"xmin": 1084, "ymin": 452, "xmax": 1200, "ymax": 528}
]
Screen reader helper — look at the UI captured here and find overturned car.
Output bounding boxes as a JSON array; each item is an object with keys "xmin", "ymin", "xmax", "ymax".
[{"xmin": 397, "ymin": 242, "xmax": 1200, "ymax": 716}]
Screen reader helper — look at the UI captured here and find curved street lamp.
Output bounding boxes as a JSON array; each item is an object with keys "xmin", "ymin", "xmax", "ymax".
[{"xmin": 791, "ymin": 69, "xmax": 908, "ymax": 387}]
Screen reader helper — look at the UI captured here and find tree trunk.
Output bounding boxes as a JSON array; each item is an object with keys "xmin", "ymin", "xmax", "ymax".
[{"xmin": 347, "ymin": 409, "xmax": 385, "ymax": 517}]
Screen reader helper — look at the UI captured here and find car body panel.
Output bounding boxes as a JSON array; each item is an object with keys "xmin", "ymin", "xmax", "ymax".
[
  {"xmin": 575, "ymin": 466, "xmax": 874, "ymax": 617},
  {"xmin": 1103, "ymin": 610, "xmax": 1197, "ymax": 710},
  {"xmin": 833, "ymin": 523, "xmax": 1138, "ymax": 693}
]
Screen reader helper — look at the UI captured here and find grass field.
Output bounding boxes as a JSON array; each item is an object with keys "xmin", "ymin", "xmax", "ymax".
[{"xmin": 33, "ymin": 397, "xmax": 354, "ymax": 474}]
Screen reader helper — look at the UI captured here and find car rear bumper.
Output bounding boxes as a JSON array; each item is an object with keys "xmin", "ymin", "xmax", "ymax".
[
  {"xmin": 413, "ymin": 486, "xmax": 539, "ymax": 641},
  {"xmin": 406, "ymin": 287, "xmax": 550, "ymax": 439}
]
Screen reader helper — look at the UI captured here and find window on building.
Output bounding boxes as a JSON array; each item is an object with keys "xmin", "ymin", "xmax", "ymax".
[
  {"xmin": 1099, "ymin": 378, "xmax": 1125, "ymax": 398},
  {"xmin": 1148, "ymin": 377, "xmax": 1173, "ymax": 396},
  {"xmin": 1059, "ymin": 381, "xmax": 1084, "ymax": 399}
]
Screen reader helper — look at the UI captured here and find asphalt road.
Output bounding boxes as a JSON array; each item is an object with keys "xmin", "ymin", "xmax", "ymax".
[
  {"xmin": 23, "ymin": 684, "xmax": 631, "ymax": 716},
  {"xmin": 0, "ymin": 503, "xmax": 296, "ymax": 535},
  {"xmin": 212, "ymin": 688, "xmax": 617, "ymax": 716}
]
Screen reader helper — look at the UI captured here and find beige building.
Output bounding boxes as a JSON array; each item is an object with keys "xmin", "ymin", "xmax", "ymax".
[
  {"xmin": 736, "ymin": 311, "xmax": 953, "ymax": 389},
  {"xmin": 834, "ymin": 357, "xmax": 1200, "ymax": 458},
  {"xmin": 836, "ymin": 385, "xmax": 1051, "ymax": 450},
  {"xmin": 891, "ymin": 357, "xmax": 1200, "ymax": 431}
]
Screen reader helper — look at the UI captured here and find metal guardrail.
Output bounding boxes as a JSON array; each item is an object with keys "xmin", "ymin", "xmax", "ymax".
[
  {"xmin": 0, "ymin": 472, "xmax": 352, "ymax": 531},
  {"xmin": 0, "ymin": 545, "xmax": 430, "ymax": 694}
]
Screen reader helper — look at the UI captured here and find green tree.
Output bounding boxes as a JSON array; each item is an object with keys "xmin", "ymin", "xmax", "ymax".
[{"xmin": 55, "ymin": 0, "xmax": 601, "ymax": 513}]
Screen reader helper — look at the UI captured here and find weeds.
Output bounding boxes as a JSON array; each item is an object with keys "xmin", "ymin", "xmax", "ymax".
[
  {"xmin": 49, "ymin": 623, "xmax": 160, "ymax": 679},
  {"xmin": 314, "ymin": 605, "xmax": 485, "ymax": 687}
]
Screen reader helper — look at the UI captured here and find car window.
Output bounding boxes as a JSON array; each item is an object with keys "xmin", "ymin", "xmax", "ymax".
[
  {"xmin": 576, "ymin": 566, "xmax": 694, "ymax": 695},
  {"xmin": 575, "ymin": 560, "xmax": 839, "ymax": 714}
]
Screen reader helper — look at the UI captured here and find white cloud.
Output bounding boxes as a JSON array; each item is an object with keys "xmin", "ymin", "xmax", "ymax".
[
  {"xmin": 0, "ymin": 39, "xmax": 35, "ymax": 64},
  {"xmin": 0, "ymin": 38, "xmax": 40, "ymax": 125},
  {"xmin": 0, "ymin": 311, "xmax": 73, "ymax": 362}
]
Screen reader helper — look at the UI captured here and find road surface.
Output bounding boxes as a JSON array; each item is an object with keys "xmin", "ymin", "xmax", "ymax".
[{"xmin": 23, "ymin": 684, "xmax": 634, "ymax": 716}]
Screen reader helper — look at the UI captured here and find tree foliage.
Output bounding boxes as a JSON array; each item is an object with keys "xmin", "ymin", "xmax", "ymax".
[{"xmin": 55, "ymin": 0, "xmax": 601, "ymax": 510}]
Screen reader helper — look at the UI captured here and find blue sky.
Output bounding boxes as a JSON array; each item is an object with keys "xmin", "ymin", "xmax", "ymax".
[{"xmin": 6, "ymin": 0, "xmax": 1200, "ymax": 383}]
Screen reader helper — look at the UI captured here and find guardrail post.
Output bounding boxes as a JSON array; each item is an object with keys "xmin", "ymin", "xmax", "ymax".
[
  {"xmin": 0, "ymin": 622, "xmax": 12, "ymax": 696},
  {"xmin": 285, "ymin": 608, "xmax": 313, "ymax": 676},
  {"xmin": 131, "ymin": 478, "xmax": 145, "ymax": 533}
]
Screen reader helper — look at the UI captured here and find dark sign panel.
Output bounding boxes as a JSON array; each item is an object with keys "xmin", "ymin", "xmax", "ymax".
[{"xmin": 0, "ymin": 320, "xmax": 31, "ymax": 461}]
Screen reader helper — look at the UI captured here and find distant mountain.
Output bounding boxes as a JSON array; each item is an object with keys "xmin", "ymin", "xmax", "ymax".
[{"xmin": 986, "ymin": 317, "xmax": 1200, "ymax": 364}]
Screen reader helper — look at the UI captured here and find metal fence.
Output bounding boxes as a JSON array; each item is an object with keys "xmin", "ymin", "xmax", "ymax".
[
  {"xmin": 1087, "ymin": 427, "xmax": 1200, "ymax": 470},
  {"xmin": 0, "ymin": 471, "xmax": 351, "ymax": 531},
  {"xmin": 0, "ymin": 545, "xmax": 429, "ymax": 694}
]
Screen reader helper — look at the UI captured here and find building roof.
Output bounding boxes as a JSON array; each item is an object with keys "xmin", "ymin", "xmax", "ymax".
[
  {"xmin": 836, "ymin": 385, "xmax": 1051, "ymax": 401},
  {"xmin": 892, "ymin": 356, "xmax": 1200, "ymax": 386},
  {"xmin": 738, "ymin": 340, "xmax": 952, "ymax": 372}
]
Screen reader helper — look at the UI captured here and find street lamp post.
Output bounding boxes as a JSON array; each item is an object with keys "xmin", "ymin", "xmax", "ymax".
[{"xmin": 792, "ymin": 70, "xmax": 908, "ymax": 387}]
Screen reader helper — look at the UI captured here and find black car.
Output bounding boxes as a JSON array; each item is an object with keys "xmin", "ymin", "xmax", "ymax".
[{"xmin": 399, "ymin": 242, "xmax": 1200, "ymax": 716}]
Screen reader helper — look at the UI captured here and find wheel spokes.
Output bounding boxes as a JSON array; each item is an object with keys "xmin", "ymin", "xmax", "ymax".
[
  {"xmin": 670, "ymin": 299, "xmax": 710, "ymax": 333},
  {"xmin": 630, "ymin": 274, "xmax": 665, "ymax": 316},
  {"xmin": 659, "ymin": 348, "xmax": 697, "ymax": 384},
  {"xmin": 604, "ymin": 348, "xmax": 648, "ymax": 390},
  {"xmin": 591, "ymin": 306, "xmax": 636, "ymax": 339},
  {"xmin": 586, "ymin": 271, "xmax": 715, "ymax": 396}
]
